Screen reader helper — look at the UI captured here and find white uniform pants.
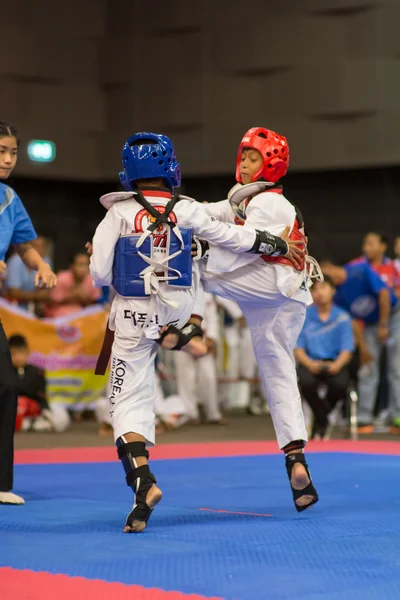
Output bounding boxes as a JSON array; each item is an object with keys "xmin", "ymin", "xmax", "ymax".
[
  {"xmin": 241, "ymin": 299, "xmax": 307, "ymax": 448},
  {"xmin": 202, "ymin": 267, "xmax": 308, "ymax": 448},
  {"xmin": 109, "ymin": 290, "xmax": 194, "ymax": 445},
  {"xmin": 174, "ymin": 352, "xmax": 221, "ymax": 421}
]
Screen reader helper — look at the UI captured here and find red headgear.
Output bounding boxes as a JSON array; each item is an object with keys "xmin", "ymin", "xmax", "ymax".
[{"xmin": 235, "ymin": 127, "xmax": 289, "ymax": 184}]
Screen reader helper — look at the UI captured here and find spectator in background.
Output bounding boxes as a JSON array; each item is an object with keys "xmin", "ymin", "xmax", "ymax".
[
  {"xmin": 5, "ymin": 236, "xmax": 52, "ymax": 314},
  {"xmin": 352, "ymin": 232, "xmax": 400, "ymax": 295},
  {"xmin": 46, "ymin": 251, "xmax": 101, "ymax": 318},
  {"xmin": 351, "ymin": 232, "xmax": 400, "ymax": 419},
  {"xmin": 174, "ymin": 293, "xmax": 224, "ymax": 424},
  {"xmin": 394, "ymin": 237, "xmax": 400, "ymax": 275},
  {"xmin": 321, "ymin": 259, "xmax": 400, "ymax": 432},
  {"xmin": 295, "ymin": 277, "xmax": 354, "ymax": 440},
  {"xmin": 10, "ymin": 335, "xmax": 70, "ymax": 433}
]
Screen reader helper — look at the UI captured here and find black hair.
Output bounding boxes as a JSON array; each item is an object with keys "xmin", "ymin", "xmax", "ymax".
[
  {"xmin": 8, "ymin": 334, "xmax": 28, "ymax": 348},
  {"xmin": 320, "ymin": 274, "xmax": 335, "ymax": 289},
  {"xmin": 319, "ymin": 258, "xmax": 334, "ymax": 266},
  {"xmin": 0, "ymin": 121, "xmax": 19, "ymax": 145},
  {"xmin": 69, "ymin": 250, "xmax": 89, "ymax": 265},
  {"xmin": 364, "ymin": 231, "xmax": 388, "ymax": 245}
]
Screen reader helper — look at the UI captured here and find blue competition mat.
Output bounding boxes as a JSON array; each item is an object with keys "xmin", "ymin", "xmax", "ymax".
[{"xmin": 1, "ymin": 453, "xmax": 400, "ymax": 600}]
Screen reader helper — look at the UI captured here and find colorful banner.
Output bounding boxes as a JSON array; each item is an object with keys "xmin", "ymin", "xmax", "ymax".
[{"xmin": 0, "ymin": 299, "xmax": 109, "ymax": 407}]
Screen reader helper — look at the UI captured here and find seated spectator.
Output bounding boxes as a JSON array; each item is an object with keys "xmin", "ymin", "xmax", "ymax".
[
  {"xmin": 46, "ymin": 251, "xmax": 101, "ymax": 318},
  {"xmin": 10, "ymin": 334, "xmax": 69, "ymax": 432},
  {"xmin": 5, "ymin": 236, "xmax": 52, "ymax": 314},
  {"xmin": 295, "ymin": 277, "xmax": 354, "ymax": 439}
]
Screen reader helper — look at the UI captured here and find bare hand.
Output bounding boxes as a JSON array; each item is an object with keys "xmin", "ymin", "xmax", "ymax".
[
  {"xmin": 308, "ymin": 360, "xmax": 323, "ymax": 375},
  {"xmin": 0, "ymin": 260, "xmax": 6, "ymax": 275},
  {"xmin": 206, "ymin": 338, "xmax": 217, "ymax": 356},
  {"xmin": 85, "ymin": 242, "xmax": 93, "ymax": 256},
  {"xmin": 359, "ymin": 347, "xmax": 374, "ymax": 366},
  {"xmin": 327, "ymin": 361, "xmax": 341, "ymax": 375},
  {"xmin": 279, "ymin": 226, "xmax": 305, "ymax": 270},
  {"xmin": 377, "ymin": 325, "xmax": 389, "ymax": 345},
  {"xmin": 34, "ymin": 263, "xmax": 57, "ymax": 288}
]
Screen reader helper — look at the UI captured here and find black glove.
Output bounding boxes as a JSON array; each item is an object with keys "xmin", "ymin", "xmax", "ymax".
[
  {"xmin": 248, "ymin": 230, "xmax": 288, "ymax": 256},
  {"xmin": 192, "ymin": 237, "xmax": 210, "ymax": 260}
]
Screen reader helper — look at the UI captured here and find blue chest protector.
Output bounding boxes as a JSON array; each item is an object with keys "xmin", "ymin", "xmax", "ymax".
[{"xmin": 113, "ymin": 226, "xmax": 193, "ymax": 298}]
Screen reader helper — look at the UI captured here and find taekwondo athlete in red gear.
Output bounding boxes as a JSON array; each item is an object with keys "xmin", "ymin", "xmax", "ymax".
[
  {"xmin": 89, "ymin": 132, "xmax": 299, "ymax": 533},
  {"xmin": 197, "ymin": 127, "xmax": 323, "ymax": 512}
]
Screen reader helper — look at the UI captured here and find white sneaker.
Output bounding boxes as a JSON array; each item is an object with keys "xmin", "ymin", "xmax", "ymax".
[{"xmin": 0, "ymin": 491, "xmax": 25, "ymax": 505}]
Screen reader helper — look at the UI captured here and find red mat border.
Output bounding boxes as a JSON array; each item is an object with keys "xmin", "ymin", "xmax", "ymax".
[
  {"xmin": 0, "ymin": 568, "xmax": 221, "ymax": 600},
  {"xmin": 14, "ymin": 439, "xmax": 400, "ymax": 465}
]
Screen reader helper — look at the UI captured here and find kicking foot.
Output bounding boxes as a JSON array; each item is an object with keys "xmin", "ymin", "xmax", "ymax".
[
  {"xmin": 0, "ymin": 491, "xmax": 25, "ymax": 505},
  {"xmin": 285, "ymin": 453, "xmax": 319, "ymax": 513},
  {"xmin": 123, "ymin": 484, "xmax": 163, "ymax": 533},
  {"xmin": 290, "ymin": 462, "xmax": 316, "ymax": 509}
]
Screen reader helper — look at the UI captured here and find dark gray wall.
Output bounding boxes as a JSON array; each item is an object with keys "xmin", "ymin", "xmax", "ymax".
[{"xmin": 2, "ymin": 0, "xmax": 400, "ymax": 180}]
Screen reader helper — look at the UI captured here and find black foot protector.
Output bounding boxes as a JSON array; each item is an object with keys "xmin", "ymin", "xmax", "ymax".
[
  {"xmin": 116, "ymin": 439, "xmax": 162, "ymax": 533},
  {"xmin": 285, "ymin": 452, "xmax": 319, "ymax": 513},
  {"xmin": 157, "ymin": 322, "xmax": 203, "ymax": 350}
]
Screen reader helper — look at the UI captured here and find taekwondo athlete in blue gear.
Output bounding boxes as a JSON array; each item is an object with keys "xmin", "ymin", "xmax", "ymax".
[{"xmin": 89, "ymin": 132, "xmax": 298, "ymax": 533}]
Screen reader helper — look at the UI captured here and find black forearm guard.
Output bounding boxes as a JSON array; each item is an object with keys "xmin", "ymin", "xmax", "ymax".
[
  {"xmin": 157, "ymin": 323, "xmax": 203, "ymax": 350},
  {"xmin": 248, "ymin": 230, "xmax": 289, "ymax": 256}
]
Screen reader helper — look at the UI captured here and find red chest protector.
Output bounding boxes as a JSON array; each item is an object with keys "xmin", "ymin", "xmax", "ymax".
[
  {"xmin": 234, "ymin": 189, "xmax": 307, "ymax": 272},
  {"xmin": 262, "ymin": 214, "xmax": 307, "ymax": 272}
]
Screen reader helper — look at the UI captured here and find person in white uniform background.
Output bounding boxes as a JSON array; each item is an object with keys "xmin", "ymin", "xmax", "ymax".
[
  {"xmin": 90, "ymin": 132, "xmax": 300, "ymax": 533},
  {"xmin": 174, "ymin": 293, "xmax": 223, "ymax": 424},
  {"xmin": 216, "ymin": 297, "xmax": 261, "ymax": 412}
]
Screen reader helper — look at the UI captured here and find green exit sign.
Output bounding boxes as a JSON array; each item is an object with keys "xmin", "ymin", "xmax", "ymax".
[{"xmin": 27, "ymin": 140, "xmax": 56, "ymax": 163}]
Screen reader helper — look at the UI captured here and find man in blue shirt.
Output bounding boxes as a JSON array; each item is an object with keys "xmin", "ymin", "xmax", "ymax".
[
  {"xmin": 295, "ymin": 277, "xmax": 354, "ymax": 439},
  {"xmin": 0, "ymin": 121, "xmax": 56, "ymax": 506},
  {"xmin": 321, "ymin": 259, "xmax": 400, "ymax": 430}
]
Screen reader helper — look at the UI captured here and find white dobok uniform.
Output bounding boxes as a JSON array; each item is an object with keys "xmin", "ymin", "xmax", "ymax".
[
  {"xmin": 90, "ymin": 189, "xmax": 258, "ymax": 445},
  {"xmin": 200, "ymin": 185, "xmax": 316, "ymax": 449},
  {"xmin": 174, "ymin": 293, "xmax": 221, "ymax": 422}
]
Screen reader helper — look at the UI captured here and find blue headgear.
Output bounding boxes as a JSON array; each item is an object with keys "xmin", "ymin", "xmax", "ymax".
[{"xmin": 119, "ymin": 132, "xmax": 181, "ymax": 192}]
